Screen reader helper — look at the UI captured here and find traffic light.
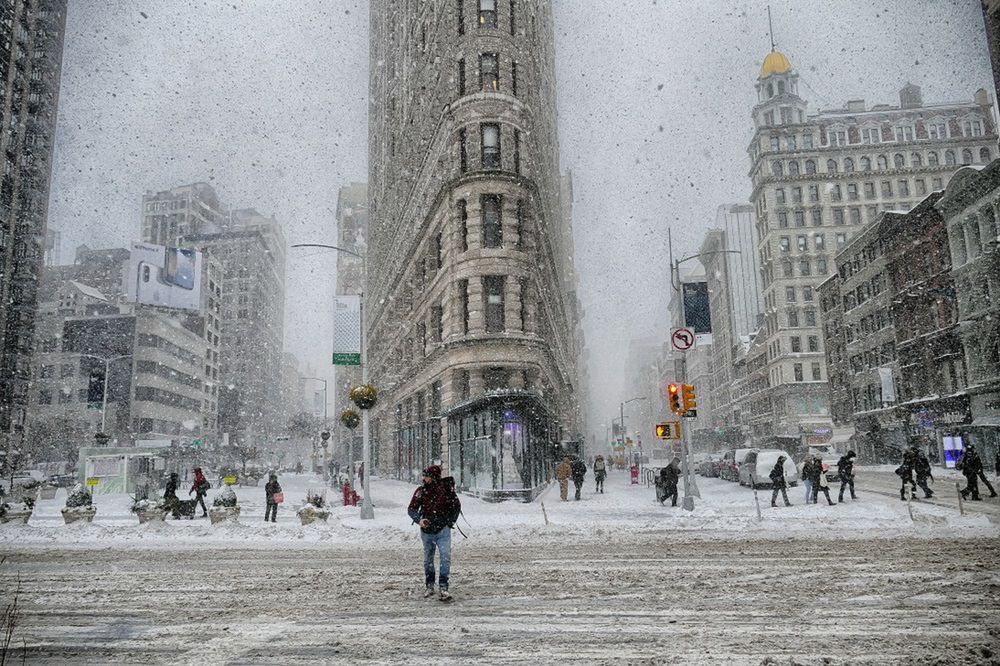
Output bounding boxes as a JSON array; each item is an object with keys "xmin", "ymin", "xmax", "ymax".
[
  {"xmin": 667, "ymin": 383, "xmax": 683, "ymax": 415},
  {"xmin": 682, "ymin": 384, "xmax": 697, "ymax": 413},
  {"xmin": 655, "ymin": 422, "xmax": 680, "ymax": 440}
]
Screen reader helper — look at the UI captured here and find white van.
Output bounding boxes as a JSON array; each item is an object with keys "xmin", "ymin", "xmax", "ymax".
[{"xmin": 739, "ymin": 449, "xmax": 798, "ymax": 489}]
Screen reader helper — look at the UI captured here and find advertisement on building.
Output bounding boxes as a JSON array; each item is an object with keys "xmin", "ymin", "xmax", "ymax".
[
  {"xmin": 126, "ymin": 241, "xmax": 202, "ymax": 311},
  {"xmin": 332, "ymin": 295, "xmax": 361, "ymax": 365}
]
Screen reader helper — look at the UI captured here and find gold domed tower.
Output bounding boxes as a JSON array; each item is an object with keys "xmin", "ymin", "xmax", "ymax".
[{"xmin": 752, "ymin": 48, "xmax": 807, "ymax": 130}]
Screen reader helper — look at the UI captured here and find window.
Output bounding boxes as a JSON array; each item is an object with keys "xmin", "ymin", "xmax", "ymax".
[
  {"xmin": 60, "ymin": 363, "xmax": 74, "ymax": 378},
  {"xmin": 786, "ymin": 286, "xmax": 797, "ymax": 302},
  {"xmin": 850, "ymin": 208, "xmax": 861, "ymax": 225},
  {"xmin": 457, "ymin": 0, "xmax": 465, "ymax": 34},
  {"xmin": 803, "ymin": 134, "xmax": 813, "ymax": 149},
  {"xmin": 844, "ymin": 158, "xmax": 855, "ymax": 172},
  {"xmin": 898, "ymin": 180, "xmax": 910, "ymax": 196},
  {"xmin": 509, "ymin": 0, "xmax": 516, "ymax": 35},
  {"xmin": 981, "ymin": 147, "xmax": 992, "ymax": 163},
  {"xmin": 877, "ymin": 155, "xmax": 888, "ymax": 170},
  {"xmin": 459, "ymin": 279, "xmax": 470, "ymax": 334},
  {"xmin": 808, "ymin": 336, "xmax": 819, "ymax": 353},
  {"xmin": 457, "ymin": 58, "xmax": 466, "ymax": 96},
  {"xmin": 38, "ymin": 390, "xmax": 52, "ymax": 405},
  {"xmin": 513, "ymin": 129, "xmax": 521, "ymax": 175},
  {"xmin": 867, "ymin": 205, "xmax": 878, "ymax": 221},
  {"xmin": 963, "ymin": 119, "xmax": 984, "ymax": 137},
  {"xmin": 808, "ymin": 185, "xmax": 819, "ymax": 202},
  {"xmin": 864, "ymin": 182, "xmax": 875, "ymax": 199},
  {"xmin": 827, "ymin": 159, "xmax": 838, "ymax": 173},
  {"xmin": 911, "ymin": 152, "xmax": 922, "ymax": 167},
  {"xmin": 962, "ymin": 149, "xmax": 974, "ymax": 165},
  {"xmin": 764, "ymin": 111, "xmax": 774, "ymax": 127},
  {"xmin": 780, "ymin": 107, "xmax": 792, "ymax": 124},
  {"xmin": 776, "ymin": 188, "xmax": 786, "ymax": 204},
  {"xmin": 814, "ymin": 234, "xmax": 825, "ymax": 250},
  {"xmin": 40, "ymin": 365, "xmax": 54, "ymax": 379},
  {"xmin": 778, "ymin": 212, "xmax": 788, "ymax": 228},
  {"xmin": 803, "ymin": 286, "xmax": 814, "ymax": 301},
  {"xmin": 928, "ymin": 151, "xmax": 939, "ymax": 167},
  {"xmin": 794, "ymin": 210, "xmax": 805, "ymax": 227},
  {"xmin": 519, "ymin": 278, "xmax": 529, "ymax": 329},
  {"xmin": 860, "ymin": 156, "xmax": 871, "ymax": 171},
  {"xmin": 779, "ymin": 236, "xmax": 790, "ymax": 252},
  {"xmin": 770, "ymin": 136, "xmax": 780, "ymax": 151},
  {"xmin": 791, "ymin": 336, "xmax": 802, "ymax": 353},
  {"xmin": 834, "ymin": 208, "xmax": 845, "ymax": 225},
  {"xmin": 771, "ymin": 161, "xmax": 783, "ymax": 177},
  {"xmin": 805, "ymin": 309, "xmax": 817, "ymax": 326},
  {"xmin": 816, "ymin": 257, "xmax": 828, "ymax": 273},
  {"xmin": 788, "ymin": 161, "xmax": 799, "ymax": 176},
  {"xmin": 481, "ymin": 194, "xmax": 502, "ymax": 247},
  {"xmin": 799, "ymin": 259, "xmax": 811, "ymax": 275},
  {"xmin": 881, "ymin": 181, "xmax": 892, "ymax": 197},
  {"xmin": 782, "ymin": 260, "xmax": 793, "ymax": 277},
  {"xmin": 511, "ymin": 61, "xmax": 518, "ymax": 96},
  {"xmin": 479, "ymin": 0, "xmax": 497, "ymax": 28},
  {"xmin": 459, "ymin": 128, "xmax": 468, "ymax": 172},
  {"xmin": 481, "ymin": 123, "xmax": 500, "ymax": 168},
  {"xmin": 893, "ymin": 153, "xmax": 905, "ymax": 168},
  {"xmin": 932, "ymin": 177, "xmax": 943, "ymax": 189},
  {"xmin": 797, "ymin": 235, "xmax": 807, "ymax": 251},
  {"xmin": 861, "ymin": 127, "xmax": 881, "ymax": 144},
  {"xmin": 895, "ymin": 126, "xmax": 914, "ymax": 142},
  {"xmin": 794, "ymin": 363, "xmax": 804, "ymax": 382},
  {"xmin": 831, "ymin": 184, "xmax": 842, "ymax": 201},
  {"xmin": 915, "ymin": 179, "xmax": 926, "ymax": 195},
  {"xmin": 811, "ymin": 209, "xmax": 822, "ymax": 226},
  {"xmin": 836, "ymin": 232, "xmax": 847, "ymax": 248},
  {"xmin": 515, "ymin": 199, "xmax": 525, "ymax": 248},
  {"xmin": 787, "ymin": 135, "xmax": 797, "ymax": 150},
  {"xmin": 458, "ymin": 199, "xmax": 469, "ymax": 251},
  {"xmin": 811, "ymin": 363, "xmax": 822, "ymax": 380},
  {"xmin": 828, "ymin": 130, "xmax": 847, "ymax": 146},
  {"xmin": 483, "ymin": 275, "xmax": 505, "ymax": 332},
  {"xmin": 847, "ymin": 183, "xmax": 858, "ymax": 200},
  {"xmin": 945, "ymin": 150, "xmax": 956, "ymax": 166},
  {"xmin": 432, "ymin": 305, "xmax": 444, "ymax": 342},
  {"xmin": 480, "ymin": 53, "xmax": 499, "ymax": 91},
  {"xmin": 788, "ymin": 309, "xmax": 800, "ymax": 327},
  {"xmin": 805, "ymin": 159, "xmax": 816, "ymax": 174},
  {"xmin": 927, "ymin": 122, "xmax": 947, "ymax": 139}
]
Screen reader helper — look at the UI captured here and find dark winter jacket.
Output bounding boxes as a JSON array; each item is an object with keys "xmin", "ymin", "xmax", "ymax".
[
  {"xmin": 836, "ymin": 455, "xmax": 856, "ymax": 482},
  {"xmin": 571, "ymin": 459, "xmax": 587, "ymax": 484},
  {"xmin": 265, "ymin": 479, "xmax": 281, "ymax": 503},
  {"xmin": 958, "ymin": 450, "xmax": 983, "ymax": 478},
  {"xmin": 995, "ymin": 451, "xmax": 1000, "ymax": 476},
  {"xmin": 593, "ymin": 460, "xmax": 607, "ymax": 480},
  {"xmin": 808, "ymin": 461, "xmax": 825, "ymax": 486},
  {"xmin": 164, "ymin": 475, "xmax": 179, "ymax": 501},
  {"xmin": 914, "ymin": 453, "xmax": 933, "ymax": 481},
  {"xmin": 769, "ymin": 461, "xmax": 787, "ymax": 489},
  {"xmin": 800, "ymin": 460, "xmax": 814, "ymax": 482},
  {"xmin": 659, "ymin": 464, "xmax": 679, "ymax": 488},
  {"xmin": 408, "ymin": 478, "xmax": 461, "ymax": 534}
]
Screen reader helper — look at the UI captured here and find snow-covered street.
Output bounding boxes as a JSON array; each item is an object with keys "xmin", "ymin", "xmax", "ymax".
[{"xmin": 3, "ymin": 471, "xmax": 999, "ymax": 664}]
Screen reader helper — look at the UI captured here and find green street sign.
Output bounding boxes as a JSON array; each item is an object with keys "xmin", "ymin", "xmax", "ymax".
[
  {"xmin": 86, "ymin": 402, "xmax": 102, "ymax": 411},
  {"xmin": 191, "ymin": 438, "xmax": 202, "ymax": 447},
  {"xmin": 332, "ymin": 353, "xmax": 361, "ymax": 366}
]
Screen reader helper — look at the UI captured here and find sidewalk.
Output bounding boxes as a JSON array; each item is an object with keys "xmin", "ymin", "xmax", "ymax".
[{"xmin": 855, "ymin": 465, "xmax": 1000, "ymax": 524}]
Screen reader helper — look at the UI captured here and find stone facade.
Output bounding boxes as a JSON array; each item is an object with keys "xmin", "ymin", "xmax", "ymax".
[
  {"xmin": 937, "ymin": 162, "xmax": 1000, "ymax": 466},
  {"xmin": 368, "ymin": 0, "xmax": 583, "ymax": 499},
  {"xmin": 748, "ymin": 47, "xmax": 996, "ymax": 448},
  {"xmin": 0, "ymin": 1, "xmax": 67, "ymax": 450}
]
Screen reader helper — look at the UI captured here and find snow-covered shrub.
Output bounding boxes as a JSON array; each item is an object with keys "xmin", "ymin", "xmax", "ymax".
[
  {"xmin": 64, "ymin": 484, "xmax": 92, "ymax": 508},
  {"xmin": 130, "ymin": 498, "xmax": 168, "ymax": 514},
  {"xmin": 213, "ymin": 486, "xmax": 238, "ymax": 508},
  {"xmin": 304, "ymin": 490, "xmax": 325, "ymax": 508},
  {"xmin": 297, "ymin": 491, "xmax": 329, "ymax": 524}
]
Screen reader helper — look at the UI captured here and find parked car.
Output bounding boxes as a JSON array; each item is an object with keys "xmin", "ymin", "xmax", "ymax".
[
  {"xmin": 697, "ymin": 455, "xmax": 719, "ymax": 477},
  {"xmin": 809, "ymin": 447, "xmax": 846, "ymax": 484},
  {"xmin": 739, "ymin": 449, "xmax": 798, "ymax": 488},
  {"xmin": 720, "ymin": 448, "xmax": 754, "ymax": 482},
  {"xmin": 46, "ymin": 473, "xmax": 77, "ymax": 489}
]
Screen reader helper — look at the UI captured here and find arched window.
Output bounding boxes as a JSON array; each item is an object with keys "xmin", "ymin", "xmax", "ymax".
[
  {"xmin": 928, "ymin": 151, "xmax": 939, "ymax": 167},
  {"xmin": 805, "ymin": 159, "xmax": 816, "ymax": 175},
  {"xmin": 777, "ymin": 80, "xmax": 786, "ymax": 95},
  {"xmin": 860, "ymin": 156, "xmax": 871, "ymax": 171},
  {"xmin": 981, "ymin": 147, "xmax": 992, "ymax": 163},
  {"xmin": 827, "ymin": 159, "xmax": 838, "ymax": 173},
  {"xmin": 788, "ymin": 160, "xmax": 800, "ymax": 176},
  {"xmin": 844, "ymin": 158, "xmax": 855, "ymax": 172},
  {"xmin": 877, "ymin": 155, "xmax": 888, "ymax": 170},
  {"xmin": 910, "ymin": 152, "xmax": 922, "ymax": 167},
  {"xmin": 945, "ymin": 150, "xmax": 956, "ymax": 166},
  {"xmin": 962, "ymin": 149, "xmax": 974, "ymax": 165},
  {"xmin": 767, "ymin": 83, "xmax": 774, "ymax": 98},
  {"xmin": 893, "ymin": 153, "xmax": 905, "ymax": 169},
  {"xmin": 771, "ymin": 161, "xmax": 784, "ymax": 177}
]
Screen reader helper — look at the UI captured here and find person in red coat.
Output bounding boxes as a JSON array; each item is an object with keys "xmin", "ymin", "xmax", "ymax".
[{"xmin": 190, "ymin": 467, "xmax": 210, "ymax": 517}]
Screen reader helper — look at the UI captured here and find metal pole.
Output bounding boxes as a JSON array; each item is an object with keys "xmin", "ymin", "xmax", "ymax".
[
  {"xmin": 100, "ymin": 358, "xmax": 110, "ymax": 435},
  {"xmin": 620, "ymin": 402, "xmax": 625, "ymax": 464},
  {"xmin": 360, "ymin": 257, "xmax": 374, "ymax": 520}
]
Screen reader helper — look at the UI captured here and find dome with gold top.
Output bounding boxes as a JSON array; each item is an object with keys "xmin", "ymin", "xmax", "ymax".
[{"xmin": 760, "ymin": 49, "xmax": 792, "ymax": 77}]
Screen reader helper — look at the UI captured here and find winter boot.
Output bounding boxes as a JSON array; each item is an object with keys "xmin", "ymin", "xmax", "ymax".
[
  {"xmin": 785, "ymin": 501, "xmax": 792, "ymax": 507},
  {"xmin": 423, "ymin": 587, "xmax": 436, "ymax": 599},
  {"xmin": 439, "ymin": 590, "xmax": 453, "ymax": 602}
]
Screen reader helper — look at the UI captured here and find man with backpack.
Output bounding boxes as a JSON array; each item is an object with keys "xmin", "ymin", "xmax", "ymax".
[
  {"xmin": 570, "ymin": 457, "xmax": 587, "ymax": 500},
  {"xmin": 407, "ymin": 465, "xmax": 461, "ymax": 601}
]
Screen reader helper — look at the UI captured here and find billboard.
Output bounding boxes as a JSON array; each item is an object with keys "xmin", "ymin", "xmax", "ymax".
[
  {"xmin": 332, "ymin": 295, "xmax": 361, "ymax": 365},
  {"xmin": 126, "ymin": 241, "xmax": 202, "ymax": 311}
]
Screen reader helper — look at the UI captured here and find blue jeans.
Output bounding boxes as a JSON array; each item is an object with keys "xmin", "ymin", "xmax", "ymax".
[
  {"xmin": 803, "ymin": 479, "xmax": 813, "ymax": 504},
  {"xmin": 421, "ymin": 527, "xmax": 452, "ymax": 591}
]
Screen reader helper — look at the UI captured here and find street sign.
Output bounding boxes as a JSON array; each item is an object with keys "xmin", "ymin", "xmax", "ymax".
[
  {"xmin": 332, "ymin": 352, "xmax": 361, "ymax": 366},
  {"xmin": 86, "ymin": 477, "xmax": 99, "ymax": 487},
  {"xmin": 682, "ymin": 409, "xmax": 698, "ymax": 419},
  {"xmin": 671, "ymin": 327, "xmax": 695, "ymax": 352},
  {"xmin": 655, "ymin": 422, "xmax": 681, "ymax": 440}
]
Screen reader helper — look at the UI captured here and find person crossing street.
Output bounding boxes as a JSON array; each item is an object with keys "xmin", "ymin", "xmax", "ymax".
[
  {"xmin": 769, "ymin": 456, "xmax": 792, "ymax": 507},
  {"xmin": 836, "ymin": 451, "xmax": 858, "ymax": 502}
]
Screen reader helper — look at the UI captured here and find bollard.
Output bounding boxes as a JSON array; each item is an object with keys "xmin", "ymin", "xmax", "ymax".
[
  {"xmin": 540, "ymin": 501, "xmax": 549, "ymax": 526},
  {"xmin": 906, "ymin": 487, "xmax": 914, "ymax": 522},
  {"xmin": 956, "ymin": 481, "xmax": 965, "ymax": 516},
  {"xmin": 753, "ymin": 486, "xmax": 762, "ymax": 522}
]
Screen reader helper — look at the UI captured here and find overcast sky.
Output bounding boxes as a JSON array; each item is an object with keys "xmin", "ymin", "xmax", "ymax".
[{"xmin": 49, "ymin": 0, "xmax": 993, "ymax": 438}]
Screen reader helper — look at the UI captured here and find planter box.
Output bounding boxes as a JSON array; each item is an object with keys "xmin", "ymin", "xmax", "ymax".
[
  {"xmin": 62, "ymin": 506, "xmax": 97, "ymax": 525},
  {"xmin": 297, "ymin": 506, "xmax": 330, "ymax": 526},
  {"xmin": 209, "ymin": 506, "xmax": 240, "ymax": 525},
  {"xmin": 135, "ymin": 509, "xmax": 167, "ymax": 525},
  {"xmin": 0, "ymin": 509, "xmax": 32, "ymax": 525},
  {"xmin": 39, "ymin": 486, "xmax": 58, "ymax": 500}
]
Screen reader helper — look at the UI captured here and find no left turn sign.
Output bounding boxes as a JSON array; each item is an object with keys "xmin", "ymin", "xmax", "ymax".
[{"xmin": 671, "ymin": 327, "xmax": 695, "ymax": 352}]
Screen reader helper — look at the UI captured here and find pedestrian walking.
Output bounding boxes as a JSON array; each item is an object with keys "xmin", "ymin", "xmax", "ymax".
[
  {"xmin": 571, "ymin": 457, "xmax": 587, "ymax": 500},
  {"xmin": 657, "ymin": 457, "xmax": 680, "ymax": 507},
  {"xmin": 800, "ymin": 456, "xmax": 815, "ymax": 504},
  {"xmin": 769, "ymin": 455, "xmax": 792, "ymax": 507},
  {"xmin": 972, "ymin": 446, "xmax": 997, "ymax": 498},
  {"xmin": 555, "ymin": 456, "xmax": 572, "ymax": 501},
  {"xmin": 836, "ymin": 450, "xmax": 858, "ymax": 502},
  {"xmin": 264, "ymin": 473, "xmax": 281, "ymax": 523},
  {"xmin": 958, "ymin": 444, "xmax": 991, "ymax": 501},
  {"xmin": 895, "ymin": 447, "xmax": 918, "ymax": 500},
  {"xmin": 164, "ymin": 472, "xmax": 180, "ymax": 518},
  {"xmin": 358, "ymin": 462, "xmax": 365, "ymax": 486},
  {"xmin": 995, "ymin": 449, "xmax": 1000, "ymax": 479},
  {"xmin": 913, "ymin": 446, "xmax": 934, "ymax": 499},
  {"xmin": 810, "ymin": 455, "xmax": 835, "ymax": 505},
  {"xmin": 593, "ymin": 455, "xmax": 607, "ymax": 493},
  {"xmin": 407, "ymin": 465, "xmax": 461, "ymax": 601},
  {"xmin": 189, "ymin": 466, "xmax": 210, "ymax": 517}
]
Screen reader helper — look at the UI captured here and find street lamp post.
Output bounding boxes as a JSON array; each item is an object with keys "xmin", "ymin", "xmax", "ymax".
[
  {"xmin": 621, "ymin": 396, "xmax": 648, "ymax": 467},
  {"xmin": 292, "ymin": 243, "xmax": 374, "ymax": 520},
  {"xmin": 304, "ymin": 376, "xmax": 330, "ymax": 480},
  {"xmin": 77, "ymin": 353, "xmax": 130, "ymax": 442}
]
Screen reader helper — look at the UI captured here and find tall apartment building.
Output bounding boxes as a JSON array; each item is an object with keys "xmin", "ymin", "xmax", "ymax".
[
  {"xmin": 368, "ymin": 0, "xmax": 584, "ymax": 500},
  {"xmin": 333, "ymin": 182, "xmax": 367, "ymax": 466},
  {"xmin": 938, "ymin": 162, "xmax": 1000, "ymax": 464},
  {"xmin": 141, "ymin": 183, "xmax": 285, "ymax": 447},
  {"xmin": 699, "ymin": 204, "xmax": 762, "ymax": 434},
  {"xmin": 0, "ymin": 1, "xmax": 67, "ymax": 448},
  {"xmin": 748, "ymin": 47, "xmax": 997, "ymax": 448}
]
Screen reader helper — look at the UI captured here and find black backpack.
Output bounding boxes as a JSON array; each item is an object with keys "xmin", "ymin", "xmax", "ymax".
[{"xmin": 441, "ymin": 476, "xmax": 461, "ymax": 524}]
